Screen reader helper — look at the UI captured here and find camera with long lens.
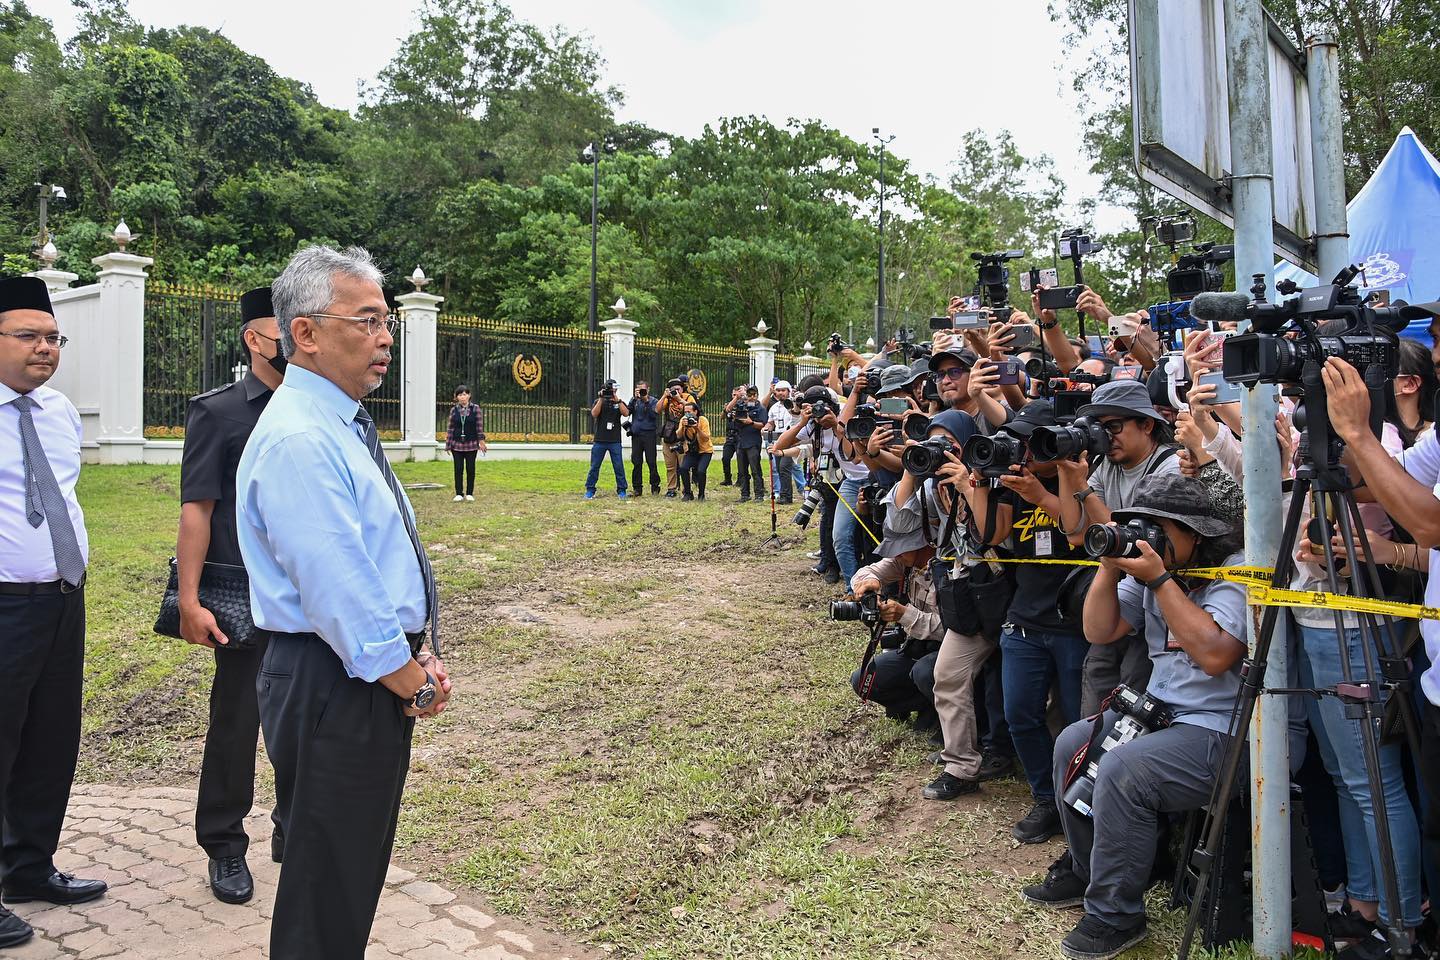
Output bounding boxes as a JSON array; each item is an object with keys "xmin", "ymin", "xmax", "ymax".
[
  {"xmin": 971, "ymin": 250, "xmax": 1024, "ymax": 318},
  {"xmin": 902, "ymin": 414, "xmax": 931, "ymax": 442},
  {"xmin": 1028, "ymin": 416, "xmax": 1109, "ymax": 463},
  {"xmin": 962, "ymin": 431, "xmax": 1026, "ymax": 479},
  {"xmin": 830, "ymin": 591, "xmax": 879, "ymax": 623},
  {"xmin": 1025, "ymin": 357, "xmax": 1062, "ymax": 382},
  {"xmin": 1083, "ymin": 518, "xmax": 1169, "ymax": 559},
  {"xmin": 902, "ymin": 436, "xmax": 960, "ymax": 479},
  {"xmin": 1063, "ymin": 685, "xmax": 1173, "ymax": 817},
  {"xmin": 846, "ymin": 404, "xmax": 878, "ymax": 442},
  {"xmin": 792, "ymin": 483, "xmax": 825, "ymax": 528}
]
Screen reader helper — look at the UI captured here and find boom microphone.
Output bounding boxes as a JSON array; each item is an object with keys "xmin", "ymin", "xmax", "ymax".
[{"xmin": 1189, "ymin": 292, "xmax": 1250, "ymax": 326}]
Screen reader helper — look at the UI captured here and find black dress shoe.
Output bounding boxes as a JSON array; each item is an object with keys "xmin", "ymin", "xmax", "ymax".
[
  {"xmin": 208, "ymin": 856, "xmax": 254, "ymax": 905},
  {"xmin": 0, "ymin": 906, "xmax": 33, "ymax": 948},
  {"xmin": 922, "ymin": 771, "xmax": 980, "ymax": 801},
  {"xmin": 2, "ymin": 871, "xmax": 107, "ymax": 906},
  {"xmin": 271, "ymin": 832, "xmax": 284, "ymax": 864}
]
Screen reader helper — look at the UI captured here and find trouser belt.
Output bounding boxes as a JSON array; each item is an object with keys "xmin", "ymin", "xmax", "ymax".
[
  {"xmin": 270, "ymin": 630, "xmax": 428, "ymax": 656},
  {"xmin": 0, "ymin": 574, "xmax": 85, "ymax": 596}
]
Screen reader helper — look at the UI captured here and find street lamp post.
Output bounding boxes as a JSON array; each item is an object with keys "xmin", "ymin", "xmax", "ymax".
[
  {"xmin": 582, "ymin": 142, "xmax": 600, "ymax": 334},
  {"xmin": 872, "ymin": 129, "xmax": 894, "ymax": 347},
  {"xmin": 33, "ymin": 183, "xmax": 67, "ymax": 251}
]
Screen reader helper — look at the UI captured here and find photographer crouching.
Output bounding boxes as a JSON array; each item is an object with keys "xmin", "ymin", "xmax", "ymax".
[
  {"xmin": 844, "ymin": 524, "xmax": 945, "ymax": 731},
  {"xmin": 1022, "ymin": 475, "xmax": 1247, "ymax": 960}
]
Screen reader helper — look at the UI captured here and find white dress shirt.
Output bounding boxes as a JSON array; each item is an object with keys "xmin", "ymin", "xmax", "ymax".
[{"xmin": 0, "ymin": 382, "xmax": 89, "ymax": 582}]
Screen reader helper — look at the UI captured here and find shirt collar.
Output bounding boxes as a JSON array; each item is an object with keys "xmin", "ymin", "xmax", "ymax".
[
  {"xmin": 243, "ymin": 371, "xmax": 274, "ymax": 403},
  {"xmin": 281, "ymin": 364, "xmax": 361, "ymax": 424},
  {"xmin": 0, "ymin": 381, "xmax": 43, "ymax": 409}
]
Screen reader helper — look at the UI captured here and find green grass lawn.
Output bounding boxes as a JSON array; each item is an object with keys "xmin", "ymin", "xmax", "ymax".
[{"xmin": 77, "ymin": 458, "xmax": 1279, "ymax": 960}]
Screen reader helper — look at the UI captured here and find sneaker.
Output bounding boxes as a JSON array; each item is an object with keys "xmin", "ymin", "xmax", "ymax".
[
  {"xmin": 922, "ymin": 772, "xmax": 979, "ymax": 801},
  {"xmin": 665, "ymin": 491, "xmax": 677, "ymax": 499},
  {"xmin": 806, "ymin": 550, "xmax": 822, "ymax": 560},
  {"xmin": 1324, "ymin": 886, "xmax": 1346, "ymax": 914},
  {"xmin": 1330, "ymin": 905, "xmax": 1378, "ymax": 944},
  {"xmin": 1060, "ymin": 914, "xmax": 1148, "ymax": 960},
  {"xmin": 1022, "ymin": 850, "xmax": 1087, "ymax": 909},
  {"xmin": 618, "ymin": 490, "xmax": 628, "ymax": 499},
  {"xmin": 738, "ymin": 495, "xmax": 751, "ymax": 503},
  {"xmin": 720, "ymin": 480, "xmax": 733, "ymax": 486},
  {"xmin": 778, "ymin": 497, "xmax": 794, "ymax": 505},
  {"xmin": 453, "ymin": 495, "xmax": 464, "ymax": 502},
  {"xmin": 584, "ymin": 491, "xmax": 596, "ymax": 500},
  {"xmin": 1344, "ymin": 927, "xmax": 1431, "ymax": 959},
  {"xmin": 682, "ymin": 492, "xmax": 694, "ymax": 501},
  {"xmin": 697, "ymin": 493, "xmax": 705, "ymax": 501},
  {"xmin": 1013, "ymin": 801, "xmax": 1062, "ymax": 844},
  {"xmin": 978, "ymin": 751, "xmax": 1017, "ymax": 782},
  {"xmin": 651, "ymin": 487, "xmax": 661, "ymax": 495},
  {"xmin": 464, "ymin": 495, "xmax": 475, "ymax": 502}
]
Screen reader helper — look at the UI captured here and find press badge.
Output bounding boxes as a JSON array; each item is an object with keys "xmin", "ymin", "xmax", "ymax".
[{"xmin": 1035, "ymin": 529, "xmax": 1053, "ymax": 557}]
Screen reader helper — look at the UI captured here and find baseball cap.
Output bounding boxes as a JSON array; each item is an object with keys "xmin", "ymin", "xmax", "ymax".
[
  {"xmin": 774, "ymin": 379, "xmax": 792, "ymax": 390},
  {"xmin": 999, "ymin": 400, "xmax": 1056, "ymax": 438}
]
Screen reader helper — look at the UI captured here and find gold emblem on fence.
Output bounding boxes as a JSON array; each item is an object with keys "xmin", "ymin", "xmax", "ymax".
[
  {"xmin": 512, "ymin": 354, "xmax": 543, "ymax": 390},
  {"xmin": 687, "ymin": 368, "xmax": 707, "ymax": 398}
]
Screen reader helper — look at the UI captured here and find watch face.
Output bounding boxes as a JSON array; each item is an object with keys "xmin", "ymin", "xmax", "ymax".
[{"xmin": 414, "ymin": 685, "xmax": 436, "ymax": 709}]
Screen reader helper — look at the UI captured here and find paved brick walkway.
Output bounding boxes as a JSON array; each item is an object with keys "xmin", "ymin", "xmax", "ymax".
[{"xmin": 5, "ymin": 785, "xmax": 594, "ymax": 960}]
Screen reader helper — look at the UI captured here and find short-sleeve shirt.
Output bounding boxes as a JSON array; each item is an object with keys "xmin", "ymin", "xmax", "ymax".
[
  {"xmin": 1116, "ymin": 552, "xmax": 1249, "ymax": 732},
  {"xmin": 997, "ymin": 477, "xmax": 1085, "ymax": 632},
  {"xmin": 1088, "ymin": 443, "xmax": 1182, "ymax": 509},
  {"xmin": 180, "ymin": 374, "xmax": 273, "ymax": 566},
  {"xmin": 592, "ymin": 399, "xmax": 624, "ymax": 443},
  {"xmin": 1398, "ymin": 434, "xmax": 1440, "ymax": 704},
  {"xmin": 735, "ymin": 400, "xmax": 768, "ymax": 448}
]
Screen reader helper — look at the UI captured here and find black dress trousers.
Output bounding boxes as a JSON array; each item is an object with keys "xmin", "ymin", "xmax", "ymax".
[
  {"xmin": 195, "ymin": 634, "xmax": 275, "ymax": 859},
  {"xmin": 0, "ymin": 587, "xmax": 84, "ymax": 885},
  {"xmin": 258, "ymin": 632, "xmax": 413, "ymax": 960}
]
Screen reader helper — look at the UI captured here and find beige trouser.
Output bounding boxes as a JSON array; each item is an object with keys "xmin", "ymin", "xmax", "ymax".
[
  {"xmin": 664, "ymin": 444, "xmax": 681, "ymax": 492},
  {"xmin": 934, "ymin": 628, "xmax": 997, "ymax": 780}
]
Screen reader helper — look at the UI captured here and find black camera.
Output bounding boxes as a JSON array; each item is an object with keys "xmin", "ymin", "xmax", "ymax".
[
  {"xmin": 846, "ymin": 404, "xmax": 878, "ymax": 442},
  {"xmin": 1167, "ymin": 242, "xmax": 1234, "ymax": 300},
  {"xmin": 1028, "ymin": 416, "xmax": 1109, "ymax": 462},
  {"xmin": 827, "ymin": 332, "xmax": 853, "ymax": 356},
  {"xmin": 971, "ymin": 250, "xmax": 1024, "ymax": 317},
  {"xmin": 1063, "ymin": 685, "xmax": 1173, "ymax": 817},
  {"xmin": 1083, "ymin": 518, "xmax": 1169, "ymax": 560},
  {"xmin": 962, "ymin": 432, "xmax": 1026, "ymax": 479},
  {"xmin": 809, "ymin": 398, "xmax": 837, "ymax": 422},
  {"xmin": 600, "ymin": 378, "xmax": 618, "ymax": 399},
  {"xmin": 902, "ymin": 436, "xmax": 960, "ymax": 479},
  {"xmin": 682, "ymin": 413, "xmax": 697, "ymax": 424},
  {"xmin": 1025, "ymin": 357, "xmax": 1062, "ymax": 381},
  {"xmin": 831, "ymin": 591, "xmax": 880, "ymax": 624}
]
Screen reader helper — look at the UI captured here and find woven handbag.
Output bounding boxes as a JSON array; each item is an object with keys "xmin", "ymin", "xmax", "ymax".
[{"xmin": 153, "ymin": 557, "xmax": 258, "ymax": 651}]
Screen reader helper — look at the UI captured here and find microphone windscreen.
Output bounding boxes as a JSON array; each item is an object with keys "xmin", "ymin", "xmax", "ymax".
[{"xmin": 1189, "ymin": 292, "xmax": 1250, "ymax": 326}]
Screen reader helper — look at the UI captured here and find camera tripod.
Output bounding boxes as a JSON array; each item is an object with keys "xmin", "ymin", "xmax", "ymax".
[{"xmin": 1178, "ymin": 371, "xmax": 1422, "ymax": 958}]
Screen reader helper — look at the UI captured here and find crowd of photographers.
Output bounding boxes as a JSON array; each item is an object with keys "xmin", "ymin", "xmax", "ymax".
[{"xmin": 772, "ymin": 267, "xmax": 1440, "ymax": 960}]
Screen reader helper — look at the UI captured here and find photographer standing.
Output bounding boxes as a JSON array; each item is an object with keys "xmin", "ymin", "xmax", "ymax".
[
  {"xmin": 774, "ymin": 386, "xmax": 850, "ymax": 585},
  {"xmin": 627, "ymin": 382, "xmax": 660, "ymax": 496},
  {"xmin": 676, "ymin": 401, "xmax": 714, "ymax": 501},
  {"xmin": 657, "ymin": 378, "xmax": 694, "ymax": 498},
  {"xmin": 721, "ymin": 386, "xmax": 743, "ymax": 486},
  {"xmin": 1052, "ymin": 379, "xmax": 1180, "ymax": 714},
  {"xmin": 767, "ymin": 381, "xmax": 804, "ymax": 504},
  {"xmin": 735, "ymin": 385, "xmax": 769, "ymax": 502},
  {"xmin": 1024, "ymin": 475, "xmax": 1246, "ymax": 960},
  {"xmin": 585, "ymin": 381, "xmax": 629, "ymax": 500}
]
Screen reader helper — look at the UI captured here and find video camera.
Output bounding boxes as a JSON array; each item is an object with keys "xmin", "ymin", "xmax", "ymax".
[
  {"xmin": 600, "ymin": 378, "xmax": 619, "ymax": 399},
  {"xmin": 971, "ymin": 250, "xmax": 1024, "ymax": 319}
]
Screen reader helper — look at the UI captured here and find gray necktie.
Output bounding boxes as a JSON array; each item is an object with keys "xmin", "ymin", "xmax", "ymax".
[
  {"xmin": 353, "ymin": 405, "xmax": 440, "ymax": 657},
  {"xmin": 12, "ymin": 395, "xmax": 86, "ymax": 588}
]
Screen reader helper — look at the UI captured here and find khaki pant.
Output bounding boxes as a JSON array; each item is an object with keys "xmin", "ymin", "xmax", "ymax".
[
  {"xmin": 663, "ymin": 443, "xmax": 682, "ymax": 492},
  {"xmin": 934, "ymin": 628, "xmax": 996, "ymax": 780}
]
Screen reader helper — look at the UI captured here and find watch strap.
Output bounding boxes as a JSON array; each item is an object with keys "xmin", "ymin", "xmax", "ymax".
[{"xmin": 1145, "ymin": 571, "xmax": 1176, "ymax": 593}]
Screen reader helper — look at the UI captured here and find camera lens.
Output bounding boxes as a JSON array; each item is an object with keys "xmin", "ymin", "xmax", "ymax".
[
  {"xmin": 829, "ymin": 599, "xmax": 862, "ymax": 621},
  {"xmin": 1083, "ymin": 523, "xmax": 1123, "ymax": 558}
]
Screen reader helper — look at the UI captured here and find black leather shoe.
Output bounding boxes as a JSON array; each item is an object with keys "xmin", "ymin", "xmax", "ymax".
[
  {"xmin": 2, "ymin": 871, "xmax": 107, "ymax": 906},
  {"xmin": 977, "ymin": 751, "xmax": 1016, "ymax": 782},
  {"xmin": 271, "ymin": 832, "xmax": 284, "ymax": 864},
  {"xmin": 922, "ymin": 772, "xmax": 980, "ymax": 801},
  {"xmin": 0, "ymin": 906, "xmax": 33, "ymax": 948},
  {"xmin": 208, "ymin": 856, "xmax": 253, "ymax": 905}
]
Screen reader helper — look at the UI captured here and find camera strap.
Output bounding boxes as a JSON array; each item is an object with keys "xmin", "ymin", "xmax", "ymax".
[{"xmin": 1063, "ymin": 686, "xmax": 1123, "ymax": 790}]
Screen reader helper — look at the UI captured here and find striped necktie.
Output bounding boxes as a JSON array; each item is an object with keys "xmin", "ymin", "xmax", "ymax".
[
  {"xmin": 352, "ymin": 405, "xmax": 440, "ymax": 657},
  {"xmin": 12, "ymin": 395, "xmax": 87, "ymax": 588}
]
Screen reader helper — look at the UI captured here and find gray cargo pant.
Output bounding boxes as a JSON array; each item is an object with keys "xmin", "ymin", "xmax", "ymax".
[
  {"xmin": 1080, "ymin": 633, "xmax": 1154, "ymax": 717},
  {"xmin": 1052, "ymin": 712, "xmax": 1231, "ymax": 927}
]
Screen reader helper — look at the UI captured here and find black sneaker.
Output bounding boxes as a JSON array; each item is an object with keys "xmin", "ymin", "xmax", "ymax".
[
  {"xmin": 977, "ymin": 751, "xmax": 1016, "ymax": 782},
  {"xmin": 1060, "ymin": 914, "xmax": 1148, "ymax": 960},
  {"xmin": 738, "ymin": 495, "xmax": 751, "ymax": 503},
  {"xmin": 822, "ymin": 569, "xmax": 841, "ymax": 585},
  {"xmin": 664, "ymin": 490, "xmax": 677, "ymax": 498},
  {"xmin": 0, "ymin": 906, "xmax": 33, "ymax": 948},
  {"xmin": 682, "ymin": 492, "xmax": 694, "ymax": 501},
  {"xmin": 720, "ymin": 480, "xmax": 733, "ymax": 486},
  {"xmin": 1330, "ymin": 905, "xmax": 1376, "ymax": 943},
  {"xmin": 1013, "ymin": 801, "xmax": 1062, "ymax": 844},
  {"xmin": 922, "ymin": 772, "xmax": 979, "ymax": 801},
  {"xmin": 1022, "ymin": 850, "xmax": 1087, "ymax": 909}
]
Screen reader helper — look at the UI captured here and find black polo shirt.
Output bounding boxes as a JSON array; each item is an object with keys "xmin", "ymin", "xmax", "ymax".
[{"xmin": 180, "ymin": 373, "xmax": 273, "ymax": 566}]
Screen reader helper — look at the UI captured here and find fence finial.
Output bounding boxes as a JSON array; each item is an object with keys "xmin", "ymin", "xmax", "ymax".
[
  {"xmin": 611, "ymin": 297, "xmax": 627, "ymax": 319},
  {"xmin": 409, "ymin": 265, "xmax": 430, "ymax": 291},
  {"xmin": 111, "ymin": 220, "xmax": 134, "ymax": 252}
]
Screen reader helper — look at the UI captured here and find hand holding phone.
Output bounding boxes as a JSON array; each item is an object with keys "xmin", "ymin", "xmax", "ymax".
[
  {"xmin": 994, "ymin": 358, "xmax": 1022, "ymax": 385},
  {"xmin": 1196, "ymin": 370, "xmax": 1241, "ymax": 405},
  {"xmin": 1005, "ymin": 323, "xmax": 1039, "ymax": 353}
]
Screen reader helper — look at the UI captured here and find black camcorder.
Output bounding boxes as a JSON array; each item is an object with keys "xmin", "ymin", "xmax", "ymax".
[
  {"xmin": 902, "ymin": 437, "xmax": 960, "ymax": 479},
  {"xmin": 1028, "ymin": 416, "xmax": 1109, "ymax": 463},
  {"xmin": 1084, "ymin": 518, "xmax": 1168, "ymax": 560},
  {"xmin": 962, "ymin": 431, "xmax": 1026, "ymax": 479},
  {"xmin": 1167, "ymin": 242, "xmax": 1234, "ymax": 300},
  {"xmin": 971, "ymin": 250, "xmax": 1023, "ymax": 318},
  {"xmin": 600, "ymin": 378, "xmax": 619, "ymax": 399}
]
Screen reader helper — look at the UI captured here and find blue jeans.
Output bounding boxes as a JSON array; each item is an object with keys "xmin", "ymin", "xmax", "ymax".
[
  {"xmin": 585, "ymin": 442, "xmax": 627, "ymax": 494},
  {"xmin": 1001, "ymin": 625, "xmax": 1088, "ymax": 801},
  {"xmin": 831, "ymin": 477, "xmax": 865, "ymax": 588},
  {"xmin": 1297, "ymin": 623, "xmax": 1422, "ymax": 927}
]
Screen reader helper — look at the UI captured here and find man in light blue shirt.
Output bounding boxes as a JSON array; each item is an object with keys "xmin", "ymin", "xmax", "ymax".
[{"xmin": 237, "ymin": 245, "xmax": 452, "ymax": 960}]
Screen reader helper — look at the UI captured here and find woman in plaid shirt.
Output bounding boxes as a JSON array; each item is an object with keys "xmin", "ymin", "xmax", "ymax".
[{"xmin": 445, "ymin": 384, "xmax": 486, "ymax": 501}]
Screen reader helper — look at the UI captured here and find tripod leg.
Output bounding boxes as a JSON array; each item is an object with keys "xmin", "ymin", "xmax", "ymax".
[{"xmin": 1178, "ymin": 475, "xmax": 1311, "ymax": 960}]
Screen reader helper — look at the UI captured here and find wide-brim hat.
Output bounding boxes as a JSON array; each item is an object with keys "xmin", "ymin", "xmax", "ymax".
[
  {"xmin": 239, "ymin": 286, "xmax": 274, "ymax": 323},
  {"xmin": 1076, "ymin": 378, "xmax": 1165, "ymax": 423},
  {"xmin": 875, "ymin": 364, "xmax": 915, "ymax": 395},
  {"xmin": 0, "ymin": 276, "xmax": 54, "ymax": 316},
  {"xmin": 877, "ymin": 522, "xmax": 931, "ymax": 558},
  {"xmin": 1112, "ymin": 474, "xmax": 1235, "ymax": 538},
  {"xmin": 896, "ymin": 358, "xmax": 931, "ymax": 389}
]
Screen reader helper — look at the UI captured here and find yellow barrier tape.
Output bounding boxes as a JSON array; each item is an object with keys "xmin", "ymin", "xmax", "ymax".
[{"xmin": 821, "ymin": 478, "xmax": 883, "ymax": 547}]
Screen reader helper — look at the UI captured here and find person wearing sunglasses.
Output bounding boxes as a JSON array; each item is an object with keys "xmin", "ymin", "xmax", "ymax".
[
  {"xmin": 1053, "ymin": 378, "xmax": 1182, "ymax": 716},
  {"xmin": 929, "ymin": 345, "xmax": 1009, "ymax": 435}
]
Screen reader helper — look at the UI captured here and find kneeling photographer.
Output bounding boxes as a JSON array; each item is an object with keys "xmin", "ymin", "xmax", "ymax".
[
  {"xmin": 845, "ymin": 524, "xmax": 946, "ymax": 731},
  {"xmin": 1022, "ymin": 475, "xmax": 1247, "ymax": 960}
]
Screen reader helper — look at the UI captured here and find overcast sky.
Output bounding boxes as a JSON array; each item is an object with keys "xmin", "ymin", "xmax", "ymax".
[{"xmin": 35, "ymin": 0, "xmax": 1122, "ymax": 229}]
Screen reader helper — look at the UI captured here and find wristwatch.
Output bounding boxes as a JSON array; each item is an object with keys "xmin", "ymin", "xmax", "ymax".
[
  {"xmin": 1073, "ymin": 488, "xmax": 1095, "ymax": 506},
  {"xmin": 1145, "ymin": 572, "xmax": 1177, "ymax": 593},
  {"xmin": 410, "ymin": 671, "xmax": 437, "ymax": 710},
  {"xmin": 1038, "ymin": 319, "xmax": 1058, "ymax": 330}
]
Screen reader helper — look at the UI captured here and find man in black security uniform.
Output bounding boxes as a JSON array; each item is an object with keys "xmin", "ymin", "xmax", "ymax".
[
  {"xmin": 177, "ymin": 287, "xmax": 284, "ymax": 904},
  {"xmin": 0, "ymin": 277, "xmax": 107, "ymax": 949},
  {"xmin": 734, "ymin": 385, "xmax": 768, "ymax": 502}
]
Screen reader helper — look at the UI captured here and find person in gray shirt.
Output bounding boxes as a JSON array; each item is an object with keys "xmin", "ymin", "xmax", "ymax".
[{"xmin": 1020, "ymin": 474, "xmax": 1246, "ymax": 960}]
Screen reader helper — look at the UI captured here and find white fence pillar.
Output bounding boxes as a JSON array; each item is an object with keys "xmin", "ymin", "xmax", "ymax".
[
  {"xmin": 601, "ymin": 298, "xmax": 638, "ymax": 399},
  {"xmin": 28, "ymin": 241, "xmax": 78, "ymax": 293},
  {"xmin": 397, "ymin": 267, "xmax": 442, "ymax": 462},
  {"xmin": 91, "ymin": 242, "xmax": 152, "ymax": 464},
  {"xmin": 746, "ymin": 319, "xmax": 777, "ymax": 389}
]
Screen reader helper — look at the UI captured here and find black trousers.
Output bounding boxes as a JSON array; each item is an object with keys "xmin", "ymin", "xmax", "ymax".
[
  {"xmin": 852, "ymin": 647, "xmax": 940, "ymax": 726},
  {"xmin": 196, "ymin": 636, "xmax": 276, "ymax": 859},
  {"xmin": 680, "ymin": 451, "xmax": 713, "ymax": 497},
  {"xmin": 721, "ymin": 436, "xmax": 739, "ymax": 482},
  {"xmin": 630, "ymin": 430, "xmax": 659, "ymax": 491},
  {"xmin": 818, "ymin": 483, "xmax": 839, "ymax": 573},
  {"xmin": 259, "ymin": 633, "xmax": 413, "ymax": 960},
  {"xmin": 736, "ymin": 446, "xmax": 764, "ymax": 497},
  {"xmin": 451, "ymin": 451, "xmax": 477, "ymax": 496},
  {"xmin": 0, "ymin": 586, "xmax": 84, "ymax": 885}
]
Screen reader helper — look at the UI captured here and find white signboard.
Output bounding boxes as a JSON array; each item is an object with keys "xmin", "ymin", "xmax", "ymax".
[{"xmin": 1129, "ymin": 0, "xmax": 1317, "ymax": 272}]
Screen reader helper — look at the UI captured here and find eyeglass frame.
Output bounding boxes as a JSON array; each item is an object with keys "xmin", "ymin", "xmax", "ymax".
[
  {"xmin": 0, "ymin": 331, "xmax": 69, "ymax": 349},
  {"xmin": 1097, "ymin": 416, "xmax": 1141, "ymax": 435},
  {"xmin": 304, "ymin": 312, "xmax": 401, "ymax": 338}
]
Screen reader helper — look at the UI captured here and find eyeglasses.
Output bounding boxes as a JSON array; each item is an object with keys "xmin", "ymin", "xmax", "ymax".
[
  {"xmin": 935, "ymin": 366, "xmax": 970, "ymax": 381},
  {"xmin": 307, "ymin": 312, "xmax": 400, "ymax": 338},
  {"xmin": 1099, "ymin": 418, "xmax": 1137, "ymax": 435},
  {"xmin": 0, "ymin": 331, "xmax": 68, "ymax": 349}
]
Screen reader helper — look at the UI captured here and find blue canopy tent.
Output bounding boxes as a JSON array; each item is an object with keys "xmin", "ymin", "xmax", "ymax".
[{"xmin": 1275, "ymin": 126, "xmax": 1440, "ymax": 343}]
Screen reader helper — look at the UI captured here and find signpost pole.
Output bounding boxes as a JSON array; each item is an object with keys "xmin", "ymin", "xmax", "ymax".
[
  {"xmin": 1224, "ymin": 0, "xmax": 1288, "ymax": 955},
  {"xmin": 1307, "ymin": 31, "xmax": 1349, "ymax": 279}
]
